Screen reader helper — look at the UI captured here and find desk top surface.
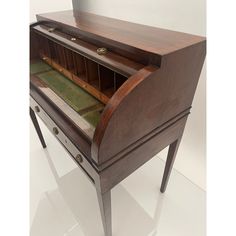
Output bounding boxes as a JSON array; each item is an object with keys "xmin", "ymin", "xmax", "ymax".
[{"xmin": 37, "ymin": 10, "xmax": 205, "ymax": 56}]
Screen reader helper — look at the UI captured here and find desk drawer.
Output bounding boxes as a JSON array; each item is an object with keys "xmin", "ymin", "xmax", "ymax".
[{"xmin": 30, "ymin": 97, "xmax": 98, "ymax": 184}]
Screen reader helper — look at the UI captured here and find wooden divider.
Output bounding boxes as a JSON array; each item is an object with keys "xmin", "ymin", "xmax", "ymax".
[{"xmin": 35, "ymin": 33, "xmax": 129, "ymax": 104}]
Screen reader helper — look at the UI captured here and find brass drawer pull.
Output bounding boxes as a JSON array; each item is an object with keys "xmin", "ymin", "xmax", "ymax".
[
  {"xmin": 75, "ymin": 154, "xmax": 83, "ymax": 164},
  {"xmin": 53, "ymin": 127, "xmax": 59, "ymax": 135},
  {"xmin": 35, "ymin": 106, "xmax": 40, "ymax": 113},
  {"xmin": 97, "ymin": 47, "xmax": 107, "ymax": 55},
  {"xmin": 48, "ymin": 27, "xmax": 56, "ymax": 33}
]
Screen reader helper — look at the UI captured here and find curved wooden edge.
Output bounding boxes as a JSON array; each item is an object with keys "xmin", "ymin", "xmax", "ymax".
[
  {"xmin": 91, "ymin": 65, "xmax": 159, "ymax": 164},
  {"xmin": 91, "ymin": 41, "xmax": 206, "ymax": 166}
]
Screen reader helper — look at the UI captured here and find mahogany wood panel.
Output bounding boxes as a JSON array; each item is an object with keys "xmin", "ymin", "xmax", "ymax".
[
  {"xmin": 30, "ymin": 31, "xmax": 40, "ymax": 60},
  {"xmin": 37, "ymin": 10, "xmax": 205, "ymax": 56},
  {"xmin": 99, "ymin": 116, "xmax": 187, "ymax": 193},
  {"xmin": 92, "ymin": 42, "xmax": 206, "ymax": 165}
]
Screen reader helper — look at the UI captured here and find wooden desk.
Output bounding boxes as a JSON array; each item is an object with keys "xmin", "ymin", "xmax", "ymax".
[{"xmin": 30, "ymin": 10, "xmax": 206, "ymax": 236}]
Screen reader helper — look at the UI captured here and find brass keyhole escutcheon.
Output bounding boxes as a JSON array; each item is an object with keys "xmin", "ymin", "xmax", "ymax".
[
  {"xmin": 76, "ymin": 154, "xmax": 83, "ymax": 164},
  {"xmin": 53, "ymin": 127, "xmax": 59, "ymax": 135},
  {"xmin": 97, "ymin": 47, "xmax": 107, "ymax": 55},
  {"xmin": 35, "ymin": 106, "xmax": 40, "ymax": 113}
]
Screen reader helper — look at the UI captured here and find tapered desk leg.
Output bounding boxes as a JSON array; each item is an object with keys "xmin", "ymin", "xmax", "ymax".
[
  {"xmin": 30, "ymin": 107, "xmax": 47, "ymax": 148},
  {"xmin": 160, "ymin": 137, "xmax": 182, "ymax": 193},
  {"xmin": 96, "ymin": 189, "xmax": 112, "ymax": 236}
]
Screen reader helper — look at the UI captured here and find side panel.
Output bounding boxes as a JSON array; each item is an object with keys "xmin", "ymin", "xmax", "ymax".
[
  {"xmin": 99, "ymin": 116, "xmax": 188, "ymax": 193},
  {"xmin": 93, "ymin": 41, "xmax": 206, "ymax": 165}
]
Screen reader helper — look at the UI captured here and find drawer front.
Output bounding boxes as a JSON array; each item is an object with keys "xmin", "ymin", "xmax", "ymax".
[{"xmin": 30, "ymin": 97, "xmax": 98, "ymax": 184}]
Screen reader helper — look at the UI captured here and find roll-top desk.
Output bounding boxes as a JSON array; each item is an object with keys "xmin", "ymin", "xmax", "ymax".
[{"xmin": 30, "ymin": 10, "xmax": 206, "ymax": 236}]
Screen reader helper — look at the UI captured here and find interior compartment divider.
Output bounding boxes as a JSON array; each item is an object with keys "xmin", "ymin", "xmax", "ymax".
[
  {"xmin": 33, "ymin": 25, "xmax": 144, "ymax": 77},
  {"xmin": 32, "ymin": 30, "xmax": 134, "ymax": 104}
]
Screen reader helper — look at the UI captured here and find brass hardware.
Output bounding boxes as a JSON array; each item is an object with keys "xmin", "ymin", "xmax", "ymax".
[
  {"xmin": 71, "ymin": 37, "xmax": 77, "ymax": 41},
  {"xmin": 48, "ymin": 27, "xmax": 56, "ymax": 33},
  {"xmin": 97, "ymin": 47, "xmax": 108, "ymax": 55},
  {"xmin": 53, "ymin": 127, "xmax": 59, "ymax": 135},
  {"xmin": 76, "ymin": 154, "xmax": 83, "ymax": 164},
  {"xmin": 35, "ymin": 106, "xmax": 40, "ymax": 113}
]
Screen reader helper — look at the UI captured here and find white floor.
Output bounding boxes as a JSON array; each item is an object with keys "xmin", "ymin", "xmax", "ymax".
[{"xmin": 30, "ymin": 119, "xmax": 206, "ymax": 236}]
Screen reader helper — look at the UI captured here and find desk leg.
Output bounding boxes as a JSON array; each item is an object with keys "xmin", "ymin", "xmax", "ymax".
[
  {"xmin": 96, "ymin": 189, "xmax": 112, "ymax": 236},
  {"xmin": 30, "ymin": 107, "xmax": 47, "ymax": 148},
  {"xmin": 160, "ymin": 137, "xmax": 182, "ymax": 193}
]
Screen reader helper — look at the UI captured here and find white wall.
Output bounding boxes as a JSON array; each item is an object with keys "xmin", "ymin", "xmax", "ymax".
[
  {"xmin": 30, "ymin": 0, "xmax": 72, "ymax": 22},
  {"xmin": 78, "ymin": 0, "xmax": 205, "ymax": 35},
  {"xmin": 30, "ymin": 0, "xmax": 206, "ymax": 189}
]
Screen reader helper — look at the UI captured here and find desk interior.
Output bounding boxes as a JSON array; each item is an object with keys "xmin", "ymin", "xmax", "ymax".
[{"xmin": 30, "ymin": 60, "xmax": 104, "ymax": 127}]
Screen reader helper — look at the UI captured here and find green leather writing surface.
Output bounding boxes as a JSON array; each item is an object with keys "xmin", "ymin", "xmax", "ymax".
[
  {"xmin": 30, "ymin": 60, "xmax": 104, "ymax": 127},
  {"xmin": 82, "ymin": 109, "xmax": 103, "ymax": 127},
  {"xmin": 30, "ymin": 61, "xmax": 51, "ymax": 74},
  {"xmin": 38, "ymin": 70, "xmax": 100, "ymax": 112}
]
